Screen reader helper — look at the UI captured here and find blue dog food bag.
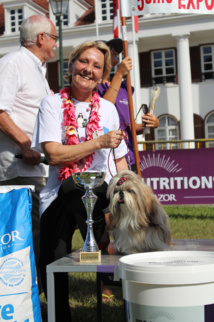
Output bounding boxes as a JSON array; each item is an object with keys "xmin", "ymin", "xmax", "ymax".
[{"xmin": 0, "ymin": 187, "xmax": 41, "ymax": 322}]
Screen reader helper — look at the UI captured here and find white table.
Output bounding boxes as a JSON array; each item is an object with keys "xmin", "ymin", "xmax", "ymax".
[{"xmin": 47, "ymin": 239, "xmax": 214, "ymax": 322}]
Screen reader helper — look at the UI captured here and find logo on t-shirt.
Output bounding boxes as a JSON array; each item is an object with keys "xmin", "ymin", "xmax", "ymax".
[
  {"xmin": 92, "ymin": 127, "xmax": 109, "ymax": 139},
  {"xmin": 119, "ymin": 99, "xmax": 128, "ymax": 105},
  {"xmin": 77, "ymin": 113, "xmax": 87, "ymax": 128}
]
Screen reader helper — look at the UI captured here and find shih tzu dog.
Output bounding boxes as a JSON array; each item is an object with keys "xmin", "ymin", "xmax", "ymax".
[{"xmin": 107, "ymin": 170, "xmax": 171, "ymax": 254}]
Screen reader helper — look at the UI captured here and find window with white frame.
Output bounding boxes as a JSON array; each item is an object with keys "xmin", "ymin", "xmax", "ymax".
[
  {"xmin": 205, "ymin": 112, "xmax": 214, "ymax": 147},
  {"xmin": 101, "ymin": 0, "xmax": 113, "ymax": 21},
  {"xmin": 201, "ymin": 45, "xmax": 214, "ymax": 81},
  {"xmin": 56, "ymin": 14, "xmax": 69, "ymax": 27},
  {"xmin": 155, "ymin": 115, "xmax": 179, "ymax": 150},
  {"xmin": 10, "ymin": 8, "xmax": 23, "ymax": 33},
  {"xmin": 151, "ymin": 49, "xmax": 176, "ymax": 85}
]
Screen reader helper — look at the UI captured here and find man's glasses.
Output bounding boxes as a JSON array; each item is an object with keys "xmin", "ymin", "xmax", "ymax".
[{"xmin": 44, "ymin": 32, "xmax": 59, "ymax": 42}]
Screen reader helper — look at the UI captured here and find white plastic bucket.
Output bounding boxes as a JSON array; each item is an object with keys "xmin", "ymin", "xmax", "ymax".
[{"xmin": 118, "ymin": 251, "xmax": 214, "ymax": 322}]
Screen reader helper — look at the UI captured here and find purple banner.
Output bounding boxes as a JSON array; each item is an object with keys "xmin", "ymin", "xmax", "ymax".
[
  {"xmin": 97, "ymin": 265, "xmax": 117, "ymax": 273},
  {"xmin": 139, "ymin": 149, "xmax": 214, "ymax": 205}
]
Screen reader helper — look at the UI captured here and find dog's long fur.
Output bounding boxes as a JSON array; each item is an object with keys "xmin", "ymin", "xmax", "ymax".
[{"xmin": 107, "ymin": 170, "xmax": 171, "ymax": 254}]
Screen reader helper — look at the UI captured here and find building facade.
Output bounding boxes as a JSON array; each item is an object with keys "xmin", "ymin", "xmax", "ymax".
[{"xmin": 0, "ymin": 0, "xmax": 214, "ymax": 148}]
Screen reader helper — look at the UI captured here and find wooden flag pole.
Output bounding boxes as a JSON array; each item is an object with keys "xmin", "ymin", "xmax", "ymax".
[{"xmin": 121, "ymin": 16, "xmax": 141, "ymax": 178}]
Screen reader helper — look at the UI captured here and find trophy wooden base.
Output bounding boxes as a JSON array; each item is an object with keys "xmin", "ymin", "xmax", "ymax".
[{"xmin": 80, "ymin": 250, "xmax": 101, "ymax": 263}]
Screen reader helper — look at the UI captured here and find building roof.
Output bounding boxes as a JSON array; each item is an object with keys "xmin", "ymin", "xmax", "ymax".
[
  {"xmin": 74, "ymin": 6, "xmax": 95, "ymax": 26},
  {"xmin": 33, "ymin": 0, "xmax": 49, "ymax": 10}
]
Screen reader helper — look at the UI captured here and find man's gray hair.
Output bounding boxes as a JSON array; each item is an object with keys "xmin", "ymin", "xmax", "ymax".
[{"xmin": 20, "ymin": 15, "xmax": 52, "ymax": 47}]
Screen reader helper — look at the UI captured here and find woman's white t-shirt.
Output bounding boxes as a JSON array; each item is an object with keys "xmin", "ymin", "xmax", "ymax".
[{"xmin": 32, "ymin": 93, "xmax": 127, "ymax": 215}]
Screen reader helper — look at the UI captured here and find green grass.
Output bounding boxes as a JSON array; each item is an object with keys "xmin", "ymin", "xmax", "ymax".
[
  {"xmin": 166, "ymin": 205, "xmax": 214, "ymax": 239},
  {"xmin": 41, "ymin": 205, "xmax": 214, "ymax": 321}
]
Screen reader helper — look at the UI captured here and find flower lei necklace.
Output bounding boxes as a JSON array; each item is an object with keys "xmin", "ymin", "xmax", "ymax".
[{"xmin": 58, "ymin": 86, "xmax": 100, "ymax": 182}]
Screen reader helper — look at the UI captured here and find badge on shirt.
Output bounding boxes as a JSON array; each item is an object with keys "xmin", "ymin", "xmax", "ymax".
[{"xmin": 92, "ymin": 127, "xmax": 105, "ymax": 139}]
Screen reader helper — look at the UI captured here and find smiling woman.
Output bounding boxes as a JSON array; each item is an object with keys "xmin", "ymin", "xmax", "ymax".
[
  {"xmin": 31, "ymin": 40, "xmax": 128, "ymax": 322},
  {"xmin": 70, "ymin": 47, "xmax": 106, "ymax": 100},
  {"xmin": 65, "ymin": 40, "xmax": 112, "ymax": 96}
]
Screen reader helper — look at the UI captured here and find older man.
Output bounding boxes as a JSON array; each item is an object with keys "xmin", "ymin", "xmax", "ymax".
[{"xmin": 0, "ymin": 15, "xmax": 57, "ymax": 293}]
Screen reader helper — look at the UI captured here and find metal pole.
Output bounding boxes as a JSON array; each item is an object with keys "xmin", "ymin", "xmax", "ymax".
[
  {"xmin": 59, "ymin": 13, "xmax": 64, "ymax": 89},
  {"xmin": 121, "ymin": 16, "xmax": 141, "ymax": 178}
]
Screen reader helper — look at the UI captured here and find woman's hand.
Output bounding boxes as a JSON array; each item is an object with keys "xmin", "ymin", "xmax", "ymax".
[
  {"xmin": 142, "ymin": 113, "xmax": 159, "ymax": 128},
  {"xmin": 97, "ymin": 130, "xmax": 126, "ymax": 149}
]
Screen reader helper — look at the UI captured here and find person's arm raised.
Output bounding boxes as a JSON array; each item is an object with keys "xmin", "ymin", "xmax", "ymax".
[{"xmin": 102, "ymin": 57, "xmax": 132, "ymax": 105}]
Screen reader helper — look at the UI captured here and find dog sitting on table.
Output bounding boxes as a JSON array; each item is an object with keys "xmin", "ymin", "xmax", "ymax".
[{"xmin": 106, "ymin": 169, "xmax": 171, "ymax": 254}]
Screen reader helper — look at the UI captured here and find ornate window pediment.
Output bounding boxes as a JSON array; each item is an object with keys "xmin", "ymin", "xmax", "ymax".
[{"xmin": 1, "ymin": 0, "xmax": 47, "ymax": 36}]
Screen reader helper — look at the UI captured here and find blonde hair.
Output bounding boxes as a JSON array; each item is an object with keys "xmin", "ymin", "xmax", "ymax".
[{"xmin": 64, "ymin": 40, "xmax": 111, "ymax": 85}]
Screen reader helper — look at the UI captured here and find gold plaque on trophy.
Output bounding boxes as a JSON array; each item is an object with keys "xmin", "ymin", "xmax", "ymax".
[{"xmin": 80, "ymin": 250, "xmax": 101, "ymax": 263}]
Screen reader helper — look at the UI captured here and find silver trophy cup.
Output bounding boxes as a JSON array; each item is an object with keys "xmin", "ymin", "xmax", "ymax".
[{"xmin": 72, "ymin": 171, "xmax": 106, "ymax": 252}]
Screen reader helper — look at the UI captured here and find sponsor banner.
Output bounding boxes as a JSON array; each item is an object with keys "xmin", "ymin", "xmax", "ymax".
[
  {"xmin": 0, "ymin": 188, "xmax": 41, "ymax": 322},
  {"xmin": 139, "ymin": 149, "xmax": 214, "ymax": 205},
  {"xmin": 120, "ymin": 0, "xmax": 214, "ymax": 17}
]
